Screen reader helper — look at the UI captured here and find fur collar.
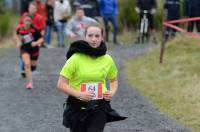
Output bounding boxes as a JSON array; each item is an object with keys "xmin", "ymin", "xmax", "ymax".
[{"xmin": 66, "ymin": 40, "xmax": 107, "ymax": 59}]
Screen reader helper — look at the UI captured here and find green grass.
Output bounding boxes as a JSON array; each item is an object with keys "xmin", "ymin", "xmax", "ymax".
[
  {"xmin": 0, "ymin": 14, "xmax": 19, "ymax": 49},
  {"xmin": 118, "ymin": 30, "xmax": 136, "ymax": 44},
  {"xmin": 124, "ymin": 34, "xmax": 200, "ymax": 132}
]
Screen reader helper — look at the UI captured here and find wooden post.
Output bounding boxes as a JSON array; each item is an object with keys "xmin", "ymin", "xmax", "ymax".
[
  {"xmin": 159, "ymin": 8, "xmax": 167, "ymax": 64},
  {"xmin": 159, "ymin": 32, "xmax": 166, "ymax": 64}
]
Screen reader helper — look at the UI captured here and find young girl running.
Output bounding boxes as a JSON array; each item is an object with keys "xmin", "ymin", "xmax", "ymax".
[
  {"xmin": 15, "ymin": 14, "xmax": 43, "ymax": 89},
  {"xmin": 57, "ymin": 23, "xmax": 126, "ymax": 132}
]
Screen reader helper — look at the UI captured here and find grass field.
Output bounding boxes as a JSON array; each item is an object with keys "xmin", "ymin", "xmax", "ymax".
[{"xmin": 125, "ymin": 34, "xmax": 200, "ymax": 132}]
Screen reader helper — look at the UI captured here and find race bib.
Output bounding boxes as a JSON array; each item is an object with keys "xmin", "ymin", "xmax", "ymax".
[
  {"xmin": 81, "ymin": 82, "xmax": 103, "ymax": 100},
  {"xmin": 22, "ymin": 33, "xmax": 33, "ymax": 44}
]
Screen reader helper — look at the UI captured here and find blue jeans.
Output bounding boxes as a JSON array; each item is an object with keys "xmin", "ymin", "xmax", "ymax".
[
  {"xmin": 103, "ymin": 15, "xmax": 119, "ymax": 43},
  {"xmin": 55, "ymin": 21, "xmax": 66, "ymax": 47},
  {"xmin": 44, "ymin": 25, "xmax": 53, "ymax": 45}
]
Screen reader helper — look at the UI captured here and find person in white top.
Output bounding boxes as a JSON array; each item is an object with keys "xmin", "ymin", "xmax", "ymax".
[
  {"xmin": 54, "ymin": 0, "xmax": 71, "ymax": 47},
  {"xmin": 65, "ymin": 7, "xmax": 97, "ymax": 41}
]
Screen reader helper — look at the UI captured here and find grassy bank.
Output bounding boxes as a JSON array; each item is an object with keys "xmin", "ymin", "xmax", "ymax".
[
  {"xmin": 0, "ymin": 14, "xmax": 18, "ymax": 49},
  {"xmin": 125, "ymin": 34, "xmax": 200, "ymax": 132}
]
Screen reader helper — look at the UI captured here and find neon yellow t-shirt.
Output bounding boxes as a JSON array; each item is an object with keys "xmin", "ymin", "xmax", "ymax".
[{"xmin": 60, "ymin": 53, "xmax": 118, "ymax": 93}]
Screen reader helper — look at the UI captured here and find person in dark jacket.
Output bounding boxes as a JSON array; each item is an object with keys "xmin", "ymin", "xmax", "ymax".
[
  {"xmin": 72, "ymin": 0, "xmax": 100, "ymax": 18},
  {"xmin": 135, "ymin": 0, "xmax": 157, "ymax": 30},
  {"xmin": 98, "ymin": 0, "xmax": 119, "ymax": 45},
  {"xmin": 57, "ymin": 23, "xmax": 126, "ymax": 132},
  {"xmin": 44, "ymin": 0, "xmax": 55, "ymax": 47},
  {"xmin": 184, "ymin": 0, "xmax": 200, "ymax": 32},
  {"xmin": 135, "ymin": 0, "xmax": 157, "ymax": 43},
  {"xmin": 20, "ymin": 0, "xmax": 34, "ymax": 15},
  {"xmin": 164, "ymin": 0, "xmax": 180, "ymax": 41}
]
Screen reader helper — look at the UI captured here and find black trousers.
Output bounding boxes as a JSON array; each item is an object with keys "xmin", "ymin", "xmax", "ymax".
[
  {"xmin": 70, "ymin": 109, "xmax": 107, "ymax": 132},
  {"xmin": 187, "ymin": 19, "xmax": 200, "ymax": 32}
]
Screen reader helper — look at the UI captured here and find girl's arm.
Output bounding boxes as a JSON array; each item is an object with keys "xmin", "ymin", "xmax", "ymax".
[
  {"xmin": 13, "ymin": 32, "xmax": 21, "ymax": 48},
  {"xmin": 57, "ymin": 75, "xmax": 94, "ymax": 101},
  {"xmin": 31, "ymin": 37, "xmax": 44, "ymax": 47},
  {"xmin": 104, "ymin": 78, "xmax": 118, "ymax": 101}
]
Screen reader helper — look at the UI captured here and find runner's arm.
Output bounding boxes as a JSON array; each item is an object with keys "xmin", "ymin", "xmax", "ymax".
[
  {"xmin": 57, "ymin": 75, "xmax": 94, "ymax": 101},
  {"xmin": 31, "ymin": 37, "xmax": 44, "ymax": 47},
  {"xmin": 104, "ymin": 78, "xmax": 118, "ymax": 101},
  {"xmin": 13, "ymin": 32, "xmax": 21, "ymax": 48}
]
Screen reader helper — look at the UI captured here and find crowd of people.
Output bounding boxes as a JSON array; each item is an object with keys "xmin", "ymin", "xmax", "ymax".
[
  {"xmin": 16, "ymin": 0, "xmax": 121, "ymax": 48},
  {"xmin": 134, "ymin": 0, "xmax": 200, "ymax": 42},
  {"xmin": 164, "ymin": 0, "xmax": 200, "ymax": 41},
  {"xmin": 6, "ymin": 0, "xmax": 200, "ymax": 48}
]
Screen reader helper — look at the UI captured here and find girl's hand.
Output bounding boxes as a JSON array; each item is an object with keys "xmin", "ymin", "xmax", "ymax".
[
  {"xmin": 78, "ymin": 91, "xmax": 95, "ymax": 101},
  {"xmin": 31, "ymin": 42, "xmax": 38, "ymax": 47},
  {"xmin": 103, "ymin": 90, "xmax": 113, "ymax": 101}
]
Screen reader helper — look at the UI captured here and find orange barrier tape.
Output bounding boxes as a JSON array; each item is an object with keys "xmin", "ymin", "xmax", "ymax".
[
  {"xmin": 164, "ymin": 17, "xmax": 200, "ymax": 24},
  {"xmin": 163, "ymin": 17, "xmax": 200, "ymax": 39}
]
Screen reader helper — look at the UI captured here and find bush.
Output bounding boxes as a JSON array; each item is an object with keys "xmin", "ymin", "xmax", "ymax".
[
  {"xmin": 118, "ymin": 0, "xmax": 138, "ymax": 31},
  {"xmin": 0, "ymin": 11, "xmax": 11, "ymax": 39},
  {"xmin": 0, "ymin": 0, "xmax": 4, "ymax": 13},
  {"xmin": 154, "ymin": 7, "xmax": 164, "ymax": 30},
  {"xmin": 118, "ymin": 0, "xmax": 165, "ymax": 31}
]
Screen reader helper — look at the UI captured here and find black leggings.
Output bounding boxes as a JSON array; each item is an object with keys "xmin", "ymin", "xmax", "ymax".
[{"xmin": 70, "ymin": 109, "xmax": 107, "ymax": 132}]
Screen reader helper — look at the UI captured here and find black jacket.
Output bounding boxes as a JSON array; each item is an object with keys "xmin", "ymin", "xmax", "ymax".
[
  {"xmin": 45, "ymin": 4, "xmax": 54, "ymax": 26},
  {"xmin": 184, "ymin": 0, "xmax": 200, "ymax": 17},
  {"xmin": 164, "ymin": 0, "xmax": 180, "ymax": 20},
  {"xmin": 73, "ymin": 0, "xmax": 100, "ymax": 17},
  {"xmin": 63, "ymin": 96, "xmax": 127, "ymax": 128},
  {"xmin": 136, "ymin": 0, "xmax": 157, "ymax": 11},
  {"xmin": 20, "ymin": 0, "xmax": 34, "ymax": 14}
]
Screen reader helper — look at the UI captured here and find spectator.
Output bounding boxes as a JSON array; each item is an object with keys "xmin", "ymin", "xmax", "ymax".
[
  {"xmin": 19, "ymin": 2, "xmax": 46, "ymax": 34},
  {"xmin": 72, "ymin": 0, "xmax": 100, "ymax": 18},
  {"xmin": 44, "ymin": 0, "xmax": 55, "ymax": 47},
  {"xmin": 164, "ymin": 0, "xmax": 180, "ymax": 41},
  {"xmin": 54, "ymin": 0, "xmax": 71, "ymax": 47},
  {"xmin": 135, "ymin": 0, "xmax": 157, "ymax": 43},
  {"xmin": 35, "ymin": 0, "xmax": 47, "ymax": 48},
  {"xmin": 98, "ymin": 0, "xmax": 119, "ymax": 45},
  {"xmin": 65, "ymin": 7, "xmax": 96, "ymax": 41},
  {"xmin": 20, "ymin": 0, "xmax": 34, "ymax": 15},
  {"xmin": 184, "ymin": 0, "xmax": 200, "ymax": 33},
  {"xmin": 35, "ymin": 0, "xmax": 46, "ymax": 20}
]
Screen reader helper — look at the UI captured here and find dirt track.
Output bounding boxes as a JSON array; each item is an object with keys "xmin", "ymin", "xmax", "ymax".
[{"xmin": 0, "ymin": 44, "xmax": 190, "ymax": 132}]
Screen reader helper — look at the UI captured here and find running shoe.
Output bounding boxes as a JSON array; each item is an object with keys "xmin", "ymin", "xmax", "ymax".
[{"xmin": 25, "ymin": 82, "xmax": 33, "ymax": 89}]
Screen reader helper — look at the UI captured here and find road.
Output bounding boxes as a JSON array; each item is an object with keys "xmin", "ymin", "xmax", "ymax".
[{"xmin": 0, "ymin": 44, "xmax": 190, "ymax": 132}]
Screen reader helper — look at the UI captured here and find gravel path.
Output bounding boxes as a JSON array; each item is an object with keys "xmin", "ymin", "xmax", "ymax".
[{"xmin": 0, "ymin": 43, "xmax": 190, "ymax": 132}]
